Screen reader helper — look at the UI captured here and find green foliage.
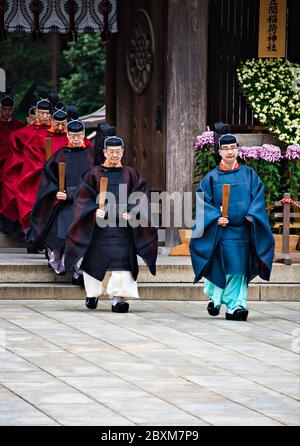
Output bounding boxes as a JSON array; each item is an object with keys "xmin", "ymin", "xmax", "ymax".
[
  {"xmin": 0, "ymin": 33, "xmax": 56, "ymax": 119},
  {"xmin": 59, "ymin": 34, "xmax": 106, "ymax": 115},
  {"xmin": 282, "ymin": 160, "xmax": 300, "ymax": 201},
  {"xmin": 239, "ymin": 158, "xmax": 282, "ymax": 227},
  {"xmin": 194, "ymin": 146, "xmax": 217, "ymax": 187},
  {"xmin": 0, "ymin": 33, "xmax": 106, "ymax": 120},
  {"xmin": 256, "ymin": 161, "xmax": 282, "ymax": 207}
]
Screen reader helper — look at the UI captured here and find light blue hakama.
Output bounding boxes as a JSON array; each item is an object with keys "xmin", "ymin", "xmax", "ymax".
[{"xmin": 204, "ymin": 275, "xmax": 248, "ymax": 310}]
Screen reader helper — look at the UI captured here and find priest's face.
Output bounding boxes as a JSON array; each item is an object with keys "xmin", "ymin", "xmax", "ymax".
[
  {"xmin": 52, "ymin": 119, "xmax": 67, "ymax": 134},
  {"xmin": 0, "ymin": 105, "xmax": 13, "ymax": 121},
  {"xmin": 67, "ymin": 131, "xmax": 85, "ymax": 147},
  {"xmin": 36, "ymin": 109, "xmax": 51, "ymax": 126},
  {"xmin": 103, "ymin": 146, "xmax": 124, "ymax": 167},
  {"xmin": 219, "ymin": 143, "xmax": 239, "ymax": 163},
  {"xmin": 27, "ymin": 114, "xmax": 37, "ymax": 125}
]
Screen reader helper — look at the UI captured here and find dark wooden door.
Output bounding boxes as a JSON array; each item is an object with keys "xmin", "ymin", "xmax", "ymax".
[
  {"xmin": 112, "ymin": 0, "xmax": 166, "ymax": 191},
  {"xmin": 207, "ymin": 0, "xmax": 260, "ymax": 129}
]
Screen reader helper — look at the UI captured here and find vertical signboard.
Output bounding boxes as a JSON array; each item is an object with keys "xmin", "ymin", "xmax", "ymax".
[{"xmin": 258, "ymin": 0, "xmax": 287, "ymax": 58}]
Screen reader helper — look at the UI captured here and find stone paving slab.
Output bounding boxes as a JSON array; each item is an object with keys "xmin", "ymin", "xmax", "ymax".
[{"xmin": 0, "ymin": 300, "xmax": 299, "ymax": 426}]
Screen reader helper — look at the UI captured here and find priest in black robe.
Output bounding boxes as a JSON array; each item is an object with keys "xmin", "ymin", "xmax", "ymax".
[
  {"xmin": 64, "ymin": 136, "xmax": 158, "ymax": 313},
  {"xmin": 29, "ymin": 118, "xmax": 94, "ymax": 284}
]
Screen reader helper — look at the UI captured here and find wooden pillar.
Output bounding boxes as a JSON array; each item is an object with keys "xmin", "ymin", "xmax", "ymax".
[
  {"xmin": 165, "ymin": 0, "xmax": 208, "ymax": 246},
  {"xmin": 105, "ymin": 34, "xmax": 117, "ymax": 126},
  {"xmin": 114, "ymin": 0, "xmax": 132, "ymax": 167}
]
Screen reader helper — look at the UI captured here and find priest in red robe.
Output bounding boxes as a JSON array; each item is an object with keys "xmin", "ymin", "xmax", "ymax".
[
  {"xmin": 0, "ymin": 98, "xmax": 52, "ymax": 230},
  {"xmin": 0, "ymin": 94, "xmax": 25, "ymax": 233},
  {"xmin": 17, "ymin": 106, "xmax": 92, "ymax": 231}
]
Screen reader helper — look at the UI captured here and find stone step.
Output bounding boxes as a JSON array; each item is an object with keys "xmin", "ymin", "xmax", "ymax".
[
  {"xmin": 0, "ymin": 255, "xmax": 299, "ymax": 284},
  {"xmin": 0, "ymin": 283, "xmax": 84, "ymax": 300},
  {"xmin": 0, "ymin": 230, "xmax": 167, "ymax": 249},
  {"xmin": 0, "ymin": 251, "xmax": 299, "ymax": 301},
  {"xmin": 0, "ymin": 282, "xmax": 299, "ymax": 301},
  {"xmin": 0, "ymin": 233, "xmax": 25, "ymax": 249}
]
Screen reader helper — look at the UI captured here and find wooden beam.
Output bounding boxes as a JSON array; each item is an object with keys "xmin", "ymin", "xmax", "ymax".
[
  {"xmin": 165, "ymin": 0, "xmax": 208, "ymax": 246},
  {"xmin": 114, "ymin": 0, "xmax": 132, "ymax": 167},
  {"xmin": 105, "ymin": 34, "xmax": 117, "ymax": 126}
]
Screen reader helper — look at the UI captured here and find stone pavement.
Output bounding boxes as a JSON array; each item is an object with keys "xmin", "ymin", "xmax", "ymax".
[{"xmin": 0, "ymin": 300, "xmax": 299, "ymax": 426}]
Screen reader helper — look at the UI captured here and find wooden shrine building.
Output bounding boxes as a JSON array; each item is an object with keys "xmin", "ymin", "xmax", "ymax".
[{"xmin": 1, "ymin": 0, "xmax": 299, "ymax": 245}]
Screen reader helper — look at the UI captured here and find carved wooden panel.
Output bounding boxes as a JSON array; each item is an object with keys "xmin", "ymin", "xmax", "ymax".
[
  {"xmin": 113, "ymin": 0, "xmax": 166, "ymax": 191},
  {"xmin": 126, "ymin": 9, "xmax": 155, "ymax": 95}
]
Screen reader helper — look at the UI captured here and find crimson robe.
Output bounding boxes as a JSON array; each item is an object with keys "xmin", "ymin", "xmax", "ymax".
[
  {"xmin": 0, "ymin": 124, "xmax": 50, "ymax": 222},
  {"xmin": 0, "ymin": 117, "xmax": 25, "ymax": 213}
]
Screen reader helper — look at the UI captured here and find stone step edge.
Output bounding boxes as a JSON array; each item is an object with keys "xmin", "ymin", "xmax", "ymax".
[
  {"xmin": 0, "ymin": 283, "xmax": 299, "ymax": 301},
  {"xmin": 0, "ymin": 283, "xmax": 299, "ymax": 289}
]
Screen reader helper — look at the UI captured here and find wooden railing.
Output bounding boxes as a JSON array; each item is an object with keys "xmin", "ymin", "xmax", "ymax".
[{"xmin": 272, "ymin": 193, "xmax": 300, "ymax": 265}]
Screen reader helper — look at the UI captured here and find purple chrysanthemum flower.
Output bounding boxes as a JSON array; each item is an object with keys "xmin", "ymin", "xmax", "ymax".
[
  {"xmin": 285, "ymin": 145, "xmax": 300, "ymax": 160},
  {"xmin": 259, "ymin": 144, "xmax": 282, "ymax": 162},
  {"xmin": 193, "ymin": 131, "xmax": 215, "ymax": 150},
  {"xmin": 238, "ymin": 146, "xmax": 261, "ymax": 160}
]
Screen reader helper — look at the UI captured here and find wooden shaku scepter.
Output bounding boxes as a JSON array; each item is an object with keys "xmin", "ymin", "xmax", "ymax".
[
  {"xmin": 58, "ymin": 162, "xmax": 66, "ymax": 193},
  {"xmin": 99, "ymin": 177, "xmax": 108, "ymax": 209},
  {"xmin": 222, "ymin": 184, "xmax": 231, "ymax": 226}
]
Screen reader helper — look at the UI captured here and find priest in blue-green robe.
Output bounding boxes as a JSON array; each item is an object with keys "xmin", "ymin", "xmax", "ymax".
[{"xmin": 189, "ymin": 134, "xmax": 274, "ymax": 321}]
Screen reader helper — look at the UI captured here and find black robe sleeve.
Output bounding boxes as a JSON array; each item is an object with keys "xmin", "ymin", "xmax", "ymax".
[
  {"xmin": 124, "ymin": 167, "xmax": 158, "ymax": 276},
  {"xmin": 27, "ymin": 152, "xmax": 63, "ymax": 248},
  {"xmin": 64, "ymin": 169, "xmax": 99, "ymax": 270}
]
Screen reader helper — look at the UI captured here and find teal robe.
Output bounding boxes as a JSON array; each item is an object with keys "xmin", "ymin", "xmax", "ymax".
[{"xmin": 189, "ymin": 165, "xmax": 274, "ymax": 289}]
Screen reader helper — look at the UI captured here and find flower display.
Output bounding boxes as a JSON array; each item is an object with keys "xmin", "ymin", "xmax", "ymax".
[
  {"xmin": 285, "ymin": 145, "xmax": 300, "ymax": 160},
  {"xmin": 259, "ymin": 145, "xmax": 282, "ymax": 163},
  {"xmin": 193, "ymin": 131, "xmax": 217, "ymax": 186},
  {"xmin": 239, "ymin": 146, "xmax": 261, "ymax": 160},
  {"xmin": 283, "ymin": 146, "xmax": 300, "ymax": 200},
  {"xmin": 238, "ymin": 145, "xmax": 282, "ymax": 162},
  {"xmin": 237, "ymin": 58, "xmax": 300, "ymax": 145},
  {"xmin": 237, "ymin": 145, "xmax": 282, "ymax": 214},
  {"xmin": 193, "ymin": 131, "xmax": 216, "ymax": 150}
]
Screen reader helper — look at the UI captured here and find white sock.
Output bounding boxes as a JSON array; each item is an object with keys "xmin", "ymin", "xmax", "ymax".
[
  {"xmin": 227, "ymin": 306, "xmax": 245, "ymax": 314},
  {"xmin": 227, "ymin": 308, "xmax": 235, "ymax": 314},
  {"xmin": 112, "ymin": 296, "xmax": 122, "ymax": 307}
]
